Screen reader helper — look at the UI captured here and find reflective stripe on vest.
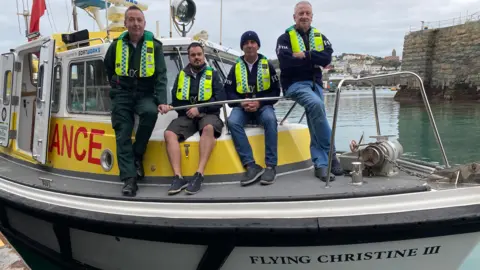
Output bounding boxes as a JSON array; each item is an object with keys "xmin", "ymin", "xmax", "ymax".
[
  {"xmin": 234, "ymin": 58, "xmax": 271, "ymax": 94},
  {"xmin": 176, "ymin": 67, "xmax": 213, "ymax": 101},
  {"xmin": 115, "ymin": 30, "xmax": 155, "ymax": 77},
  {"xmin": 287, "ymin": 26, "xmax": 324, "ymax": 53}
]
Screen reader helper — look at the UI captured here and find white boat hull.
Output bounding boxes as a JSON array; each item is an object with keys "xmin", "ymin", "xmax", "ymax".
[
  {"xmin": 1, "ymin": 161, "xmax": 480, "ymax": 270},
  {"xmin": 223, "ymin": 234, "xmax": 478, "ymax": 270},
  {"xmin": 3, "ymin": 206, "xmax": 479, "ymax": 270}
]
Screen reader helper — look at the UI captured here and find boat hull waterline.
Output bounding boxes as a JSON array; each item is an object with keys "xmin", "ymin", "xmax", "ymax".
[
  {"xmin": 2, "ymin": 205, "xmax": 479, "ymax": 270},
  {"xmin": 1, "ymin": 178, "xmax": 480, "ymax": 270}
]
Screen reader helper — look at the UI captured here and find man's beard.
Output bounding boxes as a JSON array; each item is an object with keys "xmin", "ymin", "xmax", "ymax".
[{"xmin": 191, "ymin": 61, "xmax": 204, "ymax": 71}]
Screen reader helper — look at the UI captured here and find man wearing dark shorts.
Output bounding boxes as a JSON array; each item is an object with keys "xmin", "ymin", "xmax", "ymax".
[{"xmin": 159, "ymin": 42, "xmax": 226, "ymax": 195}]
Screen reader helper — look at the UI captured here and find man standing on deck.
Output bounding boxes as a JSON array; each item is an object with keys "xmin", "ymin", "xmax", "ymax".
[
  {"xmin": 224, "ymin": 31, "xmax": 281, "ymax": 186},
  {"xmin": 159, "ymin": 42, "xmax": 226, "ymax": 195},
  {"xmin": 276, "ymin": 1, "xmax": 343, "ymax": 182},
  {"xmin": 104, "ymin": 5, "xmax": 169, "ymax": 197}
]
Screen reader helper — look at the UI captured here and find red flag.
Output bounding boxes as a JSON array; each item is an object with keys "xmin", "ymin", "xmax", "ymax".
[{"xmin": 29, "ymin": 0, "xmax": 46, "ymax": 34}]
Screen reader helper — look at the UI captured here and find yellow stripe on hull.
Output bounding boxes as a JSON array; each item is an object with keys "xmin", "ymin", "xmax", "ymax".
[{"xmin": 1, "ymin": 117, "xmax": 312, "ymax": 177}]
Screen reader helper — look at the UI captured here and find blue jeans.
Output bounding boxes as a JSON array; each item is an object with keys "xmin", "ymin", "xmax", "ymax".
[
  {"xmin": 285, "ymin": 81, "xmax": 333, "ymax": 168},
  {"xmin": 228, "ymin": 105, "xmax": 278, "ymax": 167}
]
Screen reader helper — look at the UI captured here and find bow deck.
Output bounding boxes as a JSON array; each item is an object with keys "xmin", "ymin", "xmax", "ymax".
[{"xmin": 0, "ymin": 154, "xmax": 429, "ymax": 203}]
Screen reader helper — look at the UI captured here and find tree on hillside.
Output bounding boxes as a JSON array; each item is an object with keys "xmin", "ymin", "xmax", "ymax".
[
  {"xmin": 373, "ymin": 59, "xmax": 402, "ymax": 70},
  {"xmin": 359, "ymin": 70, "xmax": 370, "ymax": 77},
  {"xmin": 389, "ymin": 59, "xmax": 402, "ymax": 70}
]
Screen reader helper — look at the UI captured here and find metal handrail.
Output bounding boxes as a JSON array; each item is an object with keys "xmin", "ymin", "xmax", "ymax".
[
  {"xmin": 174, "ymin": 47, "xmax": 184, "ymax": 68},
  {"xmin": 169, "ymin": 96, "xmax": 287, "ymax": 111},
  {"xmin": 280, "ymin": 101, "xmax": 297, "ymax": 125},
  {"xmin": 169, "ymin": 97, "xmax": 289, "ymax": 135},
  {"xmin": 167, "ymin": 71, "xmax": 451, "ymax": 185},
  {"xmin": 296, "ymin": 79, "xmax": 383, "ymax": 135},
  {"xmin": 324, "ymin": 71, "xmax": 450, "ymax": 186}
]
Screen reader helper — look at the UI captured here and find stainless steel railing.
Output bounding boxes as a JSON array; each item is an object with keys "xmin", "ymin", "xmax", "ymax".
[
  {"xmin": 169, "ymin": 71, "xmax": 451, "ymax": 184},
  {"xmin": 169, "ymin": 97, "xmax": 288, "ymax": 134},
  {"xmin": 296, "ymin": 80, "xmax": 382, "ymax": 135},
  {"xmin": 170, "ymin": 96, "xmax": 286, "ymax": 111},
  {"xmin": 323, "ymin": 71, "xmax": 450, "ymax": 186}
]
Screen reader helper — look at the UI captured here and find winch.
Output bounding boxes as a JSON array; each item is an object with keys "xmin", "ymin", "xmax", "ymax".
[{"xmin": 339, "ymin": 135, "xmax": 404, "ymax": 177}]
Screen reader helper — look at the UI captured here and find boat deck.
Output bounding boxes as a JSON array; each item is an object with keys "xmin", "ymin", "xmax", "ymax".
[{"xmin": 0, "ymin": 155, "xmax": 429, "ymax": 202}]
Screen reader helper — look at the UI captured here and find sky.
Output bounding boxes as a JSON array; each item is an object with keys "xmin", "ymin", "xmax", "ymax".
[{"xmin": 1, "ymin": 0, "xmax": 479, "ymax": 59}]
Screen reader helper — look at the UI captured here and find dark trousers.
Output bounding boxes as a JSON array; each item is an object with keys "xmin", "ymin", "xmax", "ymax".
[{"xmin": 111, "ymin": 90, "xmax": 158, "ymax": 181}]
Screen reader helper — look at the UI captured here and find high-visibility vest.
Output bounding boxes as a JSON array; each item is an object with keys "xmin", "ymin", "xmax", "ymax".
[
  {"xmin": 287, "ymin": 26, "xmax": 324, "ymax": 53},
  {"xmin": 115, "ymin": 30, "xmax": 155, "ymax": 77},
  {"xmin": 235, "ymin": 57, "xmax": 270, "ymax": 94},
  {"xmin": 176, "ymin": 67, "xmax": 213, "ymax": 101}
]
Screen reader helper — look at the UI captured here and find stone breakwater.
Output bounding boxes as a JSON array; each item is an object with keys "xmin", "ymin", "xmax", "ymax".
[{"xmin": 396, "ymin": 21, "xmax": 480, "ymax": 101}]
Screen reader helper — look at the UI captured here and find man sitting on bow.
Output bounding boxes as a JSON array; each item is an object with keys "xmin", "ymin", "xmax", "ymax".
[
  {"xmin": 159, "ymin": 42, "xmax": 226, "ymax": 195},
  {"xmin": 224, "ymin": 31, "xmax": 281, "ymax": 186}
]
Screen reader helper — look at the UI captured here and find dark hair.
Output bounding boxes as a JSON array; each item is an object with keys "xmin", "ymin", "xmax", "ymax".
[
  {"xmin": 187, "ymin": 42, "xmax": 204, "ymax": 54},
  {"xmin": 125, "ymin": 5, "xmax": 144, "ymax": 19}
]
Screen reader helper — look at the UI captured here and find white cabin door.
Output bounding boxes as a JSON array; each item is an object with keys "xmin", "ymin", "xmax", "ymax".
[
  {"xmin": 32, "ymin": 38, "xmax": 55, "ymax": 164},
  {"xmin": 0, "ymin": 53, "xmax": 15, "ymax": 147}
]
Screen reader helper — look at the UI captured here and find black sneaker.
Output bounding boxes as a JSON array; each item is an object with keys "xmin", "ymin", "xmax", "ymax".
[
  {"xmin": 168, "ymin": 175, "xmax": 188, "ymax": 195},
  {"xmin": 315, "ymin": 167, "xmax": 336, "ymax": 183},
  {"xmin": 241, "ymin": 163, "xmax": 265, "ymax": 186},
  {"xmin": 134, "ymin": 158, "xmax": 145, "ymax": 180},
  {"xmin": 331, "ymin": 156, "xmax": 344, "ymax": 176},
  {"xmin": 186, "ymin": 172, "xmax": 204, "ymax": 195},
  {"xmin": 260, "ymin": 167, "xmax": 276, "ymax": 185},
  {"xmin": 122, "ymin": 177, "xmax": 138, "ymax": 197}
]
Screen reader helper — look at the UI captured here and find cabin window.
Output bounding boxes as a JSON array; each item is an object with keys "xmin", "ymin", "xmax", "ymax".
[
  {"xmin": 164, "ymin": 53, "xmax": 188, "ymax": 104},
  {"xmin": 206, "ymin": 57, "xmax": 218, "ymax": 71},
  {"xmin": 217, "ymin": 61, "xmax": 234, "ymax": 79},
  {"xmin": 85, "ymin": 60, "xmax": 110, "ymax": 112},
  {"xmin": 205, "ymin": 55, "xmax": 234, "ymax": 80},
  {"xmin": 29, "ymin": 53, "xmax": 39, "ymax": 87},
  {"xmin": 3, "ymin": 71, "xmax": 12, "ymax": 106},
  {"xmin": 51, "ymin": 65, "xmax": 61, "ymax": 113},
  {"xmin": 69, "ymin": 62, "xmax": 85, "ymax": 112},
  {"xmin": 67, "ymin": 59, "xmax": 110, "ymax": 114}
]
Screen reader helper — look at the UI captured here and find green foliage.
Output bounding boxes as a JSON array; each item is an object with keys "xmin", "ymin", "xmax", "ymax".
[{"xmin": 373, "ymin": 59, "xmax": 402, "ymax": 70}]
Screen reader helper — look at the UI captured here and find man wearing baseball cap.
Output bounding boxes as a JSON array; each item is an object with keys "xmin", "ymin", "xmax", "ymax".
[{"xmin": 224, "ymin": 31, "xmax": 281, "ymax": 186}]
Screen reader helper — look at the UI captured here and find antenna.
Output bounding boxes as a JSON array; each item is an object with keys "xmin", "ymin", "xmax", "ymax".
[
  {"xmin": 15, "ymin": 0, "xmax": 32, "ymax": 38},
  {"xmin": 219, "ymin": 0, "xmax": 222, "ymax": 45},
  {"xmin": 15, "ymin": 0, "xmax": 22, "ymax": 35},
  {"xmin": 19, "ymin": 9, "xmax": 30, "ymax": 38},
  {"xmin": 169, "ymin": 0, "xmax": 173, "ymax": 38},
  {"xmin": 105, "ymin": 0, "xmax": 109, "ymax": 40},
  {"xmin": 72, "ymin": 0, "xmax": 79, "ymax": 31}
]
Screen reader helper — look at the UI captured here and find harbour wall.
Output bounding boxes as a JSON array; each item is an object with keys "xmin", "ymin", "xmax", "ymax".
[{"xmin": 396, "ymin": 21, "xmax": 480, "ymax": 101}]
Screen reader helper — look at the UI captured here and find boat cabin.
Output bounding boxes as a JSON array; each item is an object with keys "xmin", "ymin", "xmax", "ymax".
[{"xmin": 0, "ymin": 30, "xmax": 313, "ymax": 184}]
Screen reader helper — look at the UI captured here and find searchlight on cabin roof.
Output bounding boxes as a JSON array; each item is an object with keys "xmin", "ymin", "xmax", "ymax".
[{"xmin": 171, "ymin": 0, "xmax": 196, "ymax": 37}]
